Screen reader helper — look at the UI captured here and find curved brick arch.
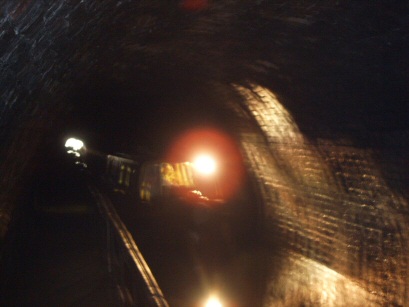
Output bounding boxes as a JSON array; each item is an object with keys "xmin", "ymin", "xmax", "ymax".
[
  {"xmin": 230, "ymin": 84, "xmax": 409, "ymax": 305},
  {"xmin": 0, "ymin": 1, "xmax": 408, "ymax": 306}
]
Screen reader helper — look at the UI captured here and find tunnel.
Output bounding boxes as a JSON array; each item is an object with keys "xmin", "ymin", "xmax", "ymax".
[{"xmin": 1, "ymin": 0, "xmax": 409, "ymax": 306}]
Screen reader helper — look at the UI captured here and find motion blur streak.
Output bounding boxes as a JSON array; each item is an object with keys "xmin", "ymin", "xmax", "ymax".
[
  {"xmin": 235, "ymin": 83, "xmax": 409, "ymax": 305},
  {"xmin": 233, "ymin": 84, "xmax": 303, "ymax": 143},
  {"xmin": 264, "ymin": 252, "xmax": 377, "ymax": 306},
  {"xmin": 234, "ymin": 83, "xmax": 335, "ymax": 190}
]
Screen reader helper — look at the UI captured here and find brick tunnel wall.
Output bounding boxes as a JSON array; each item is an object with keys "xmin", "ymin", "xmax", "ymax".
[
  {"xmin": 0, "ymin": 1, "xmax": 408, "ymax": 306},
  {"xmin": 0, "ymin": 0, "xmax": 115, "ymax": 237},
  {"xmin": 233, "ymin": 84, "xmax": 409, "ymax": 306}
]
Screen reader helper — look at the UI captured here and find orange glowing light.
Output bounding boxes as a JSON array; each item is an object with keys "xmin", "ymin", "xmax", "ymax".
[
  {"xmin": 166, "ymin": 128, "xmax": 244, "ymax": 200},
  {"xmin": 194, "ymin": 154, "xmax": 217, "ymax": 175},
  {"xmin": 204, "ymin": 296, "xmax": 223, "ymax": 307}
]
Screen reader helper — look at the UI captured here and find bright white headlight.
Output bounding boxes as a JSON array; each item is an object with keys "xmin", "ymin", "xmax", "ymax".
[
  {"xmin": 194, "ymin": 155, "xmax": 217, "ymax": 175},
  {"xmin": 65, "ymin": 138, "xmax": 84, "ymax": 151},
  {"xmin": 204, "ymin": 296, "xmax": 223, "ymax": 307}
]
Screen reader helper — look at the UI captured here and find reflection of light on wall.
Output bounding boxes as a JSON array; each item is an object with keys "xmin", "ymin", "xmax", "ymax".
[
  {"xmin": 234, "ymin": 84, "xmax": 409, "ymax": 305},
  {"xmin": 234, "ymin": 84, "xmax": 335, "ymax": 190},
  {"xmin": 234, "ymin": 84, "xmax": 303, "ymax": 143},
  {"xmin": 264, "ymin": 252, "xmax": 377, "ymax": 306}
]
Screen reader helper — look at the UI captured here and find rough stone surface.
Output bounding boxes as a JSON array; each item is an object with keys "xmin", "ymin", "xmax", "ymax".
[{"xmin": 0, "ymin": 0, "xmax": 408, "ymax": 305}]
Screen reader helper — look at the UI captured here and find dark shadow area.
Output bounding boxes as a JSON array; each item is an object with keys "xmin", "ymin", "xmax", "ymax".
[
  {"xmin": 97, "ymin": 156, "xmax": 267, "ymax": 306},
  {"xmin": 0, "ymin": 161, "xmax": 118, "ymax": 307}
]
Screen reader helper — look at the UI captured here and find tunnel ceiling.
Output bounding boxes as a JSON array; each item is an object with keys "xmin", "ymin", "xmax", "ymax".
[
  {"xmin": 106, "ymin": 1, "xmax": 407, "ymax": 123},
  {"xmin": 67, "ymin": 0, "xmax": 409, "ymax": 144},
  {"xmin": 2, "ymin": 1, "xmax": 408, "ymax": 149},
  {"xmin": 2, "ymin": 0, "xmax": 407, "ymax": 152},
  {"xmin": 0, "ymin": 0, "xmax": 408, "ymax": 211}
]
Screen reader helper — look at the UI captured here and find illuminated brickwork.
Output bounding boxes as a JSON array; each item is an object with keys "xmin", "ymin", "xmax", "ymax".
[
  {"xmin": 235, "ymin": 84, "xmax": 409, "ymax": 306},
  {"xmin": 0, "ymin": 1, "xmax": 407, "ymax": 306}
]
